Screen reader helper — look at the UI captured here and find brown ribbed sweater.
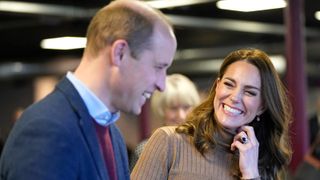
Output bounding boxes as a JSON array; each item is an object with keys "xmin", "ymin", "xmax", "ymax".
[{"xmin": 131, "ymin": 126, "xmax": 253, "ymax": 180}]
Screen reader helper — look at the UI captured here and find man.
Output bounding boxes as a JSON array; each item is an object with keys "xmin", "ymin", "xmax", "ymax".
[{"xmin": 0, "ymin": 0, "xmax": 177, "ymax": 179}]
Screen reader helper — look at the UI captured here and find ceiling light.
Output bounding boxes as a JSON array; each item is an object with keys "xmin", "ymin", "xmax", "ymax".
[
  {"xmin": 146, "ymin": 0, "xmax": 214, "ymax": 9},
  {"xmin": 0, "ymin": 1, "xmax": 91, "ymax": 17},
  {"xmin": 315, "ymin": 11, "xmax": 320, "ymax": 21},
  {"xmin": 0, "ymin": 1, "xmax": 42, "ymax": 14},
  {"xmin": 40, "ymin": 37, "xmax": 86, "ymax": 50},
  {"xmin": 217, "ymin": 0, "xmax": 286, "ymax": 12}
]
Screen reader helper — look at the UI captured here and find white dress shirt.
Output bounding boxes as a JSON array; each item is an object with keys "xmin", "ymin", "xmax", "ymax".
[{"xmin": 66, "ymin": 72, "xmax": 120, "ymax": 126}]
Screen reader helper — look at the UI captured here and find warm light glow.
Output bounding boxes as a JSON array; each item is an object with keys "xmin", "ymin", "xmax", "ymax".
[
  {"xmin": 40, "ymin": 37, "xmax": 86, "ymax": 50},
  {"xmin": 270, "ymin": 55, "xmax": 286, "ymax": 73},
  {"xmin": 315, "ymin": 11, "xmax": 320, "ymax": 21},
  {"xmin": 217, "ymin": 0, "xmax": 286, "ymax": 12},
  {"xmin": 146, "ymin": 0, "xmax": 213, "ymax": 9}
]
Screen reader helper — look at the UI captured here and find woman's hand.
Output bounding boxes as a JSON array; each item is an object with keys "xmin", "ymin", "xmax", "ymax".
[{"xmin": 230, "ymin": 126, "xmax": 260, "ymax": 179}]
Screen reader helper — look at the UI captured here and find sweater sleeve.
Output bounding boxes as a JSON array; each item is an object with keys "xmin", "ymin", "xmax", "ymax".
[{"xmin": 131, "ymin": 127, "xmax": 174, "ymax": 180}]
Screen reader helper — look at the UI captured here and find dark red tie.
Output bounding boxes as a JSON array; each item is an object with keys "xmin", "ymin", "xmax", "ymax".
[{"xmin": 94, "ymin": 122, "xmax": 118, "ymax": 180}]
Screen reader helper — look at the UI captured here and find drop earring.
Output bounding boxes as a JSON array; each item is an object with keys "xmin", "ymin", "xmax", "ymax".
[{"xmin": 256, "ymin": 115, "xmax": 260, "ymax": 122}]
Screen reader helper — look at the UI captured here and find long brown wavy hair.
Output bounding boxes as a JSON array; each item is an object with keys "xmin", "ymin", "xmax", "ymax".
[{"xmin": 176, "ymin": 48, "xmax": 292, "ymax": 179}]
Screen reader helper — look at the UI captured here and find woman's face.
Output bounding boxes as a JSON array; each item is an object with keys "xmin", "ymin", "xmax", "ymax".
[
  {"xmin": 213, "ymin": 61, "xmax": 264, "ymax": 131},
  {"xmin": 163, "ymin": 101, "xmax": 192, "ymax": 126}
]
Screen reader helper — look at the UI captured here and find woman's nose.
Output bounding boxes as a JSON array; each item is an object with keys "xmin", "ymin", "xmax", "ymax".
[
  {"xmin": 230, "ymin": 90, "xmax": 241, "ymax": 103},
  {"xmin": 177, "ymin": 109, "xmax": 187, "ymax": 120}
]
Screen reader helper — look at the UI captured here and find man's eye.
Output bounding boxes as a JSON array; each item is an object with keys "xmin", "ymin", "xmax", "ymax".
[{"xmin": 155, "ymin": 66, "xmax": 164, "ymax": 70}]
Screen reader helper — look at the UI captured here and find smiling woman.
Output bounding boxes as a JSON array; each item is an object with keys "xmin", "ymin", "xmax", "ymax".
[
  {"xmin": 131, "ymin": 48, "xmax": 292, "ymax": 180},
  {"xmin": 214, "ymin": 60, "xmax": 264, "ymax": 130}
]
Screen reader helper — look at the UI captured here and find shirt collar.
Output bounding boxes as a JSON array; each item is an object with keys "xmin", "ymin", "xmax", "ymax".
[{"xmin": 66, "ymin": 72, "xmax": 120, "ymax": 126}]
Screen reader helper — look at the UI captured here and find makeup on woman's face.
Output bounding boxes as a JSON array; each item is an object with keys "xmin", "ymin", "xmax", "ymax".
[{"xmin": 213, "ymin": 61, "xmax": 264, "ymax": 131}]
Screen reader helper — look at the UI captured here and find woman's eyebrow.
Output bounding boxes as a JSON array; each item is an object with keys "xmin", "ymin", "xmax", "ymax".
[{"xmin": 224, "ymin": 77, "xmax": 261, "ymax": 91}]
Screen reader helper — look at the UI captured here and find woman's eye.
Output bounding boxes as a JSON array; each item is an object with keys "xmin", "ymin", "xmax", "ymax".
[
  {"xmin": 169, "ymin": 106, "xmax": 178, "ymax": 111},
  {"xmin": 245, "ymin": 91, "xmax": 257, "ymax": 96},
  {"xmin": 182, "ymin": 105, "xmax": 191, "ymax": 111},
  {"xmin": 223, "ymin": 82, "xmax": 233, "ymax": 87}
]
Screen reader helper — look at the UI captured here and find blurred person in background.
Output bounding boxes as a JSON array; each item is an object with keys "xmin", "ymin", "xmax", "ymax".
[
  {"xmin": 0, "ymin": 138, "xmax": 3, "ymax": 155},
  {"xmin": 130, "ymin": 73, "xmax": 201, "ymax": 170},
  {"xmin": 309, "ymin": 94, "xmax": 320, "ymax": 145},
  {"xmin": 131, "ymin": 48, "xmax": 292, "ymax": 180},
  {"xmin": 293, "ymin": 93, "xmax": 320, "ymax": 180},
  {"xmin": 294, "ymin": 132, "xmax": 320, "ymax": 180},
  {"xmin": 0, "ymin": 0, "xmax": 177, "ymax": 180}
]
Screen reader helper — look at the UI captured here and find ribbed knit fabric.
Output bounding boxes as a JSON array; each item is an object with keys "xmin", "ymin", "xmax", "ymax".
[{"xmin": 131, "ymin": 126, "xmax": 261, "ymax": 180}]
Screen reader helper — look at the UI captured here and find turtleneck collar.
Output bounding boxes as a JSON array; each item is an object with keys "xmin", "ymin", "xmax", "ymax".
[{"xmin": 214, "ymin": 126, "xmax": 237, "ymax": 152}]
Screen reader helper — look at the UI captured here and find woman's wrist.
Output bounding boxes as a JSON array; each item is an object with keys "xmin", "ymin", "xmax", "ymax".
[
  {"xmin": 241, "ymin": 176, "xmax": 260, "ymax": 180},
  {"xmin": 241, "ymin": 169, "xmax": 260, "ymax": 180},
  {"xmin": 241, "ymin": 170, "xmax": 260, "ymax": 180}
]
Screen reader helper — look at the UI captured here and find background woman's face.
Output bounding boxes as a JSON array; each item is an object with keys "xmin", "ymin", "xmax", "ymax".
[
  {"xmin": 163, "ymin": 100, "xmax": 192, "ymax": 126},
  {"xmin": 213, "ymin": 61, "xmax": 264, "ymax": 131}
]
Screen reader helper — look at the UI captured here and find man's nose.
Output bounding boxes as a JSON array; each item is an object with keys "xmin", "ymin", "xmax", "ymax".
[{"xmin": 156, "ymin": 73, "xmax": 166, "ymax": 92}]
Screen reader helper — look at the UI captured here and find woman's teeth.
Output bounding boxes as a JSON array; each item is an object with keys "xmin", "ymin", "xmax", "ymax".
[{"xmin": 223, "ymin": 104, "xmax": 242, "ymax": 115}]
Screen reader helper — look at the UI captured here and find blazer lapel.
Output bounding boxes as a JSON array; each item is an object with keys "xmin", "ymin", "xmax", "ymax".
[
  {"xmin": 109, "ymin": 125, "xmax": 130, "ymax": 180},
  {"xmin": 78, "ymin": 115, "xmax": 109, "ymax": 180},
  {"xmin": 56, "ymin": 77, "xmax": 109, "ymax": 180}
]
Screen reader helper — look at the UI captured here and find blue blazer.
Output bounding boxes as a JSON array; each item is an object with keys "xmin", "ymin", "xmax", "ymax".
[{"xmin": 0, "ymin": 77, "xmax": 130, "ymax": 180}]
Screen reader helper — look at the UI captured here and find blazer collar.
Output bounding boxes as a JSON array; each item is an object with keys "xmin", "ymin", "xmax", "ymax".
[{"xmin": 56, "ymin": 77, "xmax": 109, "ymax": 180}]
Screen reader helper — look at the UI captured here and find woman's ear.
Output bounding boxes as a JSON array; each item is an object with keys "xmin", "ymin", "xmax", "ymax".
[
  {"xmin": 257, "ymin": 105, "xmax": 266, "ymax": 116},
  {"xmin": 215, "ymin": 78, "xmax": 221, "ymax": 89},
  {"xmin": 110, "ymin": 39, "xmax": 128, "ymax": 66}
]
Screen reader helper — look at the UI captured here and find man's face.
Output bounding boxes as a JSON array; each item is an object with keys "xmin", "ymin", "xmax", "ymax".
[{"xmin": 115, "ymin": 29, "xmax": 177, "ymax": 115}]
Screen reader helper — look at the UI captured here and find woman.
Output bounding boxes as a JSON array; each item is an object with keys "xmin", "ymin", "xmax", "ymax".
[
  {"xmin": 150, "ymin": 73, "xmax": 201, "ymax": 126},
  {"xmin": 131, "ymin": 48, "xmax": 292, "ymax": 180},
  {"xmin": 129, "ymin": 74, "xmax": 201, "ymax": 170}
]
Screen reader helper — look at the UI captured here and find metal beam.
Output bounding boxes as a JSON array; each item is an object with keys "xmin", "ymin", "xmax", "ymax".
[
  {"xmin": 166, "ymin": 15, "xmax": 320, "ymax": 37},
  {"xmin": 1, "ymin": 1, "xmax": 319, "ymax": 37}
]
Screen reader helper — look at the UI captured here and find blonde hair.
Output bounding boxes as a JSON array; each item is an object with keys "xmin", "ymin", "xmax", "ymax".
[{"xmin": 151, "ymin": 74, "xmax": 201, "ymax": 122}]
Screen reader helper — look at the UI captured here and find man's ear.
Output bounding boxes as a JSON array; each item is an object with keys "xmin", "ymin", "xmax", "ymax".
[{"xmin": 110, "ymin": 39, "xmax": 128, "ymax": 66}]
